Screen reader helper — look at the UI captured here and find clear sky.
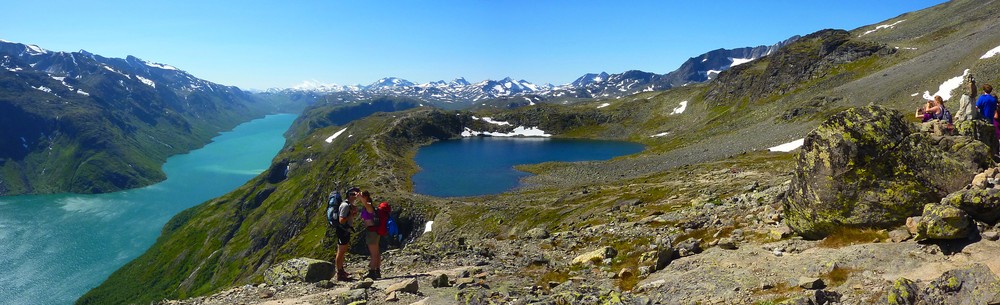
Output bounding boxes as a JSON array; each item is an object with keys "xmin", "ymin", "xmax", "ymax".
[{"xmin": 2, "ymin": 1, "xmax": 947, "ymax": 90}]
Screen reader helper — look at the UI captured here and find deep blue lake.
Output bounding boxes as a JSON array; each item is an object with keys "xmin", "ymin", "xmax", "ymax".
[
  {"xmin": 412, "ymin": 137, "xmax": 644, "ymax": 197},
  {"xmin": 0, "ymin": 114, "xmax": 296, "ymax": 305}
]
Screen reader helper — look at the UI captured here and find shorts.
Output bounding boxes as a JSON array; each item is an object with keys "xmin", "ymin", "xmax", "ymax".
[
  {"xmin": 336, "ymin": 226, "xmax": 351, "ymax": 246},
  {"xmin": 365, "ymin": 230, "xmax": 380, "ymax": 245}
]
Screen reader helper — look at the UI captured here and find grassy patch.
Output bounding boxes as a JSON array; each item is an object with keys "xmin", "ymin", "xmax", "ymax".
[{"xmin": 817, "ymin": 228, "xmax": 889, "ymax": 248}]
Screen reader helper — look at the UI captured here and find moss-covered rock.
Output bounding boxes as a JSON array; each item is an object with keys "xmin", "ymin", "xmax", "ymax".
[
  {"xmin": 914, "ymin": 204, "xmax": 971, "ymax": 241},
  {"xmin": 887, "ymin": 277, "xmax": 918, "ymax": 305},
  {"xmin": 920, "ymin": 264, "xmax": 1000, "ymax": 305},
  {"xmin": 784, "ymin": 106, "xmax": 990, "ymax": 239},
  {"xmin": 941, "ymin": 187, "xmax": 1000, "ymax": 223}
]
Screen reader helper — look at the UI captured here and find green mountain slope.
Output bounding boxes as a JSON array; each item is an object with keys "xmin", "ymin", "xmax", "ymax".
[
  {"xmin": 0, "ymin": 41, "xmax": 277, "ymax": 195},
  {"xmin": 80, "ymin": 0, "xmax": 1000, "ymax": 303}
]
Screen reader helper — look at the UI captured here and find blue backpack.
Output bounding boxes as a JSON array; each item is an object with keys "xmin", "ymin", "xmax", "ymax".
[
  {"xmin": 386, "ymin": 214, "xmax": 400, "ymax": 238},
  {"xmin": 326, "ymin": 191, "xmax": 342, "ymax": 226}
]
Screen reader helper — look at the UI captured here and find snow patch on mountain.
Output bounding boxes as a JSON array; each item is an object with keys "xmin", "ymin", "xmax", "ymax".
[
  {"xmin": 136, "ymin": 75, "xmax": 156, "ymax": 88},
  {"xmin": 650, "ymin": 132, "xmax": 670, "ymax": 138},
  {"xmin": 859, "ymin": 20, "xmax": 906, "ymax": 37},
  {"xmin": 597, "ymin": 103, "xmax": 610, "ymax": 109},
  {"xmin": 325, "ymin": 128, "xmax": 348, "ymax": 143},
  {"xmin": 461, "ymin": 126, "xmax": 551, "ymax": 137},
  {"xmin": 144, "ymin": 61, "xmax": 179, "ymax": 71},
  {"xmin": 981, "ymin": 45, "xmax": 1000, "ymax": 59},
  {"xmin": 730, "ymin": 58, "xmax": 754, "ymax": 67},
  {"xmin": 922, "ymin": 69, "xmax": 968, "ymax": 102},
  {"xmin": 769, "ymin": 139, "xmax": 805, "ymax": 152},
  {"xmin": 671, "ymin": 101, "xmax": 688, "ymax": 115}
]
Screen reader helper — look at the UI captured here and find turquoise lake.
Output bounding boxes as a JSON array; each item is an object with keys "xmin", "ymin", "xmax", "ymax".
[
  {"xmin": 412, "ymin": 137, "xmax": 644, "ymax": 197},
  {"xmin": 0, "ymin": 114, "xmax": 296, "ymax": 305}
]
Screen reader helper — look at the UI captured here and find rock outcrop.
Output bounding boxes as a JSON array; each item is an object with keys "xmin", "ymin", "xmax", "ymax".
[
  {"xmin": 913, "ymin": 204, "xmax": 972, "ymax": 240},
  {"xmin": 785, "ymin": 106, "xmax": 991, "ymax": 239},
  {"xmin": 263, "ymin": 258, "xmax": 334, "ymax": 286},
  {"xmin": 889, "ymin": 264, "xmax": 1000, "ymax": 305}
]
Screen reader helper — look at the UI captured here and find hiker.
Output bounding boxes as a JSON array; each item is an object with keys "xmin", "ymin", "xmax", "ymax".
[
  {"xmin": 932, "ymin": 95, "xmax": 952, "ymax": 123},
  {"xmin": 335, "ymin": 187, "xmax": 361, "ymax": 281},
  {"xmin": 358, "ymin": 190, "xmax": 382, "ymax": 279},
  {"xmin": 977, "ymin": 84, "xmax": 997, "ymax": 125},
  {"xmin": 977, "ymin": 84, "xmax": 1000, "ymax": 141},
  {"xmin": 915, "ymin": 99, "xmax": 935, "ymax": 122}
]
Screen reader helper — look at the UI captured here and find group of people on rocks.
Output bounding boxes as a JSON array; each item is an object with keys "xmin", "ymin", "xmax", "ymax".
[
  {"xmin": 916, "ymin": 75, "xmax": 1000, "ymax": 142},
  {"xmin": 330, "ymin": 187, "xmax": 390, "ymax": 281}
]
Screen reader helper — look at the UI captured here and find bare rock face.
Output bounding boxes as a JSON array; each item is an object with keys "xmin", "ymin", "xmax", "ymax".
[{"xmin": 784, "ymin": 105, "xmax": 990, "ymax": 239}]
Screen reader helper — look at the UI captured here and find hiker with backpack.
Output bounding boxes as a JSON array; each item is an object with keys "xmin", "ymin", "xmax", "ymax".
[
  {"xmin": 977, "ymin": 84, "xmax": 1000, "ymax": 142},
  {"xmin": 358, "ymin": 190, "xmax": 391, "ymax": 279},
  {"xmin": 332, "ymin": 187, "xmax": 361, "ymax": 281},
  {"xmin": 916, "ymin": 95, "xmax": 952, "ymax": 124}
]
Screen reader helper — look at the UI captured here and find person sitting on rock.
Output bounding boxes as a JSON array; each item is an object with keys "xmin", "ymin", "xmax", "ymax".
[
  {"xmin": 916, "ymin": 99, "xmax": 935, "ymax": 122},
  {"xmin": 933, "ymin": 95, "xmax": 952, "ymax": 124}
]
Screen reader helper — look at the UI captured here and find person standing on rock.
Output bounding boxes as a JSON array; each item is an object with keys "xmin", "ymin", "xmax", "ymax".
[
  {"xmin": 976, "ymin": 84, "xmax": 999, "ymax": 141},
  {"xmin": 358, "ymin": 190, "xmax": 382, "ymax": 279},
  {"xmin": 335, "ymin": 187, "xmax": 361, "ymax": 281}
]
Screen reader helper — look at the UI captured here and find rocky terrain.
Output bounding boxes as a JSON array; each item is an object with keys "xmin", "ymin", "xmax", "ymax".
[
  {"xmin": 150, "ymin": 107, "xmax": 1000, "ymax": 305},
  {"xmin": 80, "ymin": 1, "xmax": 1000, "ymax": 304}
]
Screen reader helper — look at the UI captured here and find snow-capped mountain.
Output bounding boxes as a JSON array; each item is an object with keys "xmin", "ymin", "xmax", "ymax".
[
  {"xmin": 0, "ymin": 39, "xmax": 272, "ymax": 195},
  {"xmin": 658, "ymin": 36, "xmax": 801, "ymax": 87},
  {"xmin": 266, "ymin": 36, "xmax": 800, "ymax": 107}
]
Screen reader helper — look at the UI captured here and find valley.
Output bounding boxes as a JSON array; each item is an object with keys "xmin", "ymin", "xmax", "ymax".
[
  {"xmin": 4, "ymin": 1, "xmax": 1000, "ymax": 305},
  {"xmin": 78, "ymin": 1, "xmax": 1000, "ymax": 304}
]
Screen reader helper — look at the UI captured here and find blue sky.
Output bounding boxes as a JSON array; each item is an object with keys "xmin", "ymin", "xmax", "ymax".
[{"xmin": 2, "ymin": 1, "xmax": 946, "ymax": 89}]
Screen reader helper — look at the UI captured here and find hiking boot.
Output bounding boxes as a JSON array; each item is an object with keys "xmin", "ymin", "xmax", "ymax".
[
  {"xmin": 365, "ymin": 269, "xmax": 381, "ymax": 280},
  {"xmin": 336, "ymin": 270, "xmax": 351, "ymax": 281}
]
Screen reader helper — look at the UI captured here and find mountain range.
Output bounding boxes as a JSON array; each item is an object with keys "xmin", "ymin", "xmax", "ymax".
[
  {"xmin": 263, "ymin": 37, "xmax": 799, "ymax": 108},
  {"xmin": 0, "ymin": 40, "xmax": 275, "ymax": 195},
  {"xmin": 77, "ymin": 0, "xmax": 1000, "ymax": 304}
]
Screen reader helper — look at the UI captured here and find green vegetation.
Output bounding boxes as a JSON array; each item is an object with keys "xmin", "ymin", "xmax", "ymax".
[{"xmin": 81, "ymin": 4, "xmax": 1000, "ymax": 302}]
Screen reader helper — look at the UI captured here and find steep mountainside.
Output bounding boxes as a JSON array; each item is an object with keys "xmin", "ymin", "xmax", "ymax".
[
  {"xmin": 657, "ymin": 35, "xmax": 800, "ymax": 87},
  {"xmin": 0, "ymin": 40, "xmax": 273, "ymax": 195},
  {"xmin": 81, "ymin": 0, "xmax": 1000, "ymax": 304}
]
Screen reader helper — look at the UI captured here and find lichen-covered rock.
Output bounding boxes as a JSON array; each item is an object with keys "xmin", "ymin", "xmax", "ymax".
[
  {"xmin": 263, "ymin": 257, "xmax": 334, "ymax": 286},
  {"xmin": 572, "ymin": 246, "xmax": 617, "ymax": 265},
  {"xmin": 919, "ymin": 264, "xmax": 1000, "ymax": 305},
  {"xmin": 914, "ymin": 204, "xmax": 971, "ymax": 241},
  {"xmin": 886, "ymin": 278, "xmax": 918, "ymax": 305},
  {"xmin": 784, "ymin": 106, "xmax": 990, "ymax": 239},
  {"xmin": 941, "ymin": 183, "xmax": 1000, "ymax": 223},
  {"xmin": 638, "ymin": 246, "xmax": 673, "ymax": 272}
]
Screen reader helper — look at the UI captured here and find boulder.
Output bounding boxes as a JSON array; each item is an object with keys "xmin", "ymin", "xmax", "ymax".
[
  {"xmin": 914, "ymin": 204, "xmax": 971, "ymax": 241},
  {"xmin": 431, "ymin": 273, "xmax": 450, "ymax": 288},
  {"xmin": 263, "ymin": 257, "xmax": 335, "ymax": 286},
  {"xmin": 386, "ymin": 279, "xmax": 419, "ymax": 295},
  {"xmin": 888, "ymin": 228, "xmax": 911, "ymax": 243},
  {"xmin": 941, "ymin": 186, "xmax": 1000, "ymax": 223},
  {"xmin": 572, "ymin": 246, "xmax": 617, "ymax": 265},
  {"xmin": 675, "ymin": 239, "xmax": 703, "ymax": 257},
  {"xmin": 905, "ymin": 217, "xmax": 922, "ymax": 235},
  {"xmin": 797, "ymin": 277, "xmax": 825, "ymax": 290},
  {"xmin": 523, "ymin": 227, "xmax": 550, "ymax": 239},
  {"xmin": 920, "ymin": 264, "xmax": 1000, "ymax": 305},
  {"xmin": 784, "ymin": 106, "xmax": 991, "ymax": 239},
  {"xmin": 886, "ymin": 278, "xmax": 918, "ymax": 305},
  {"xmin": 638, "ymin": 246, "xmax": 674, "ymax": 272}
]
